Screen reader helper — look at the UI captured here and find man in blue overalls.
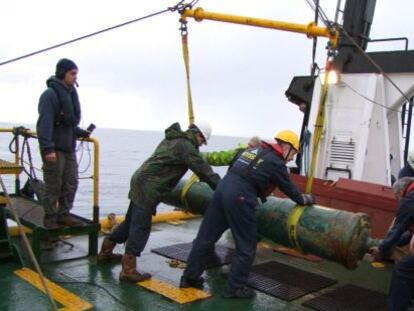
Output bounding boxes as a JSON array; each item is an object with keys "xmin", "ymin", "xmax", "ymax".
[
  {"xmin": 387, "ymin": 222, "xmax": 414, "ymax": 310},
  {"xmin": 180, "ymin": 130, "xmax": 315, "ymax": 298},
  {"xmin": 372, "ymin": 177, "xmax": 414, "ymax": 262}
]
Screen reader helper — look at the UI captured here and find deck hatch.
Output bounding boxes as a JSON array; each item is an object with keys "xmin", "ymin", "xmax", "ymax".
[
  {"xmin": 302, "ymin": 284, "xmax": 387, "ymax": 311},
  {"xmin": 246, "ymin": 261, "xmax": 337, "ymax": 301},
  {"xmin": 151, "ymin": 242, "xmax": 235, "ymax": 268}
]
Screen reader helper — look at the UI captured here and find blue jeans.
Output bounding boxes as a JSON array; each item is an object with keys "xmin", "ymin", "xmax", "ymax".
[
  {"xmin": 183, "ymin": 174, "xmax": 258, "ymax": 290},
  {"xmin": 109, "ymin": 201, "xmax": 153, "ymax": 256},
  {"xmin": 388, "ymin": 254, "xmax": 414, "ymax": 310}
]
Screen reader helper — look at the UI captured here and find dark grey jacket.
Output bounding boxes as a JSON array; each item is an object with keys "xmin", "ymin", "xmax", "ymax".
[
  {"xmin": 36, "ymin": 76, "xmax": 87, "ymax": 154},
  {"xmin": 229, "ymin": 143, "xmax": 305, "ymax": 205}
]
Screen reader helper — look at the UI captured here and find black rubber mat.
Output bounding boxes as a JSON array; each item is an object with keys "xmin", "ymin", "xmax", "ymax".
[
  {"xmin": 303, "ymin": 284, "xmax": 387, "ymax": 311},
  {"xmin": 246, "ymin": 261, "xmax": 337, "ymax": 301},
  {"xmin": 151, "ymin": 242, "xmax": 235, "ymax": 268}
]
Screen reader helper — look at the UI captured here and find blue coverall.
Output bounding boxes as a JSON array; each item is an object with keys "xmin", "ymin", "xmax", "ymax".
[
  {"xmin": 378, "ymin": 184, "xmax": 414, "ymax": 259},
  {"xmin": 388, "ymin": 253, "xmax": 414, "ymax": 310},
  {"xmin": 182, "ymin": 144, "xmax": 307, "ymax": 292}
]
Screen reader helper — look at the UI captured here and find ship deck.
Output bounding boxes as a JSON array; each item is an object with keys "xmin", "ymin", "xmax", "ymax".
[{"xmin": 0, "ymin": 216, "xmax": 392, "ymax": 311}]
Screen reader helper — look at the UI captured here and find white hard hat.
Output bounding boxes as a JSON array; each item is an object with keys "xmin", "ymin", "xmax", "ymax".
[
  {"xmin": 408, "ymin": 150, "xmax": 414, "ymax": 169},
  {"xmin": 193, "ymin": 121, "xmax": 212, "ymax": 144}
]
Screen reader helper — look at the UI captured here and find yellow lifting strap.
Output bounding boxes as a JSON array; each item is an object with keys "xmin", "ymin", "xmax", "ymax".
[
  {"xmin": 180, "ymin": 20, "xmax": 201, "ymax": 188},
  {"xmin": 306, "ymin": 58, "xmax": 332, "ymax": 194},
  {"xmin": 287, "ymin": 58, "xmax": 332, "ymax": 252},
  {"xmin": 181, "ymin": 23, "xmax": 195, "ymax": 125},
  {"xmin": 180, "ymin": 173, "xmax": 199, "ymax": 211}
]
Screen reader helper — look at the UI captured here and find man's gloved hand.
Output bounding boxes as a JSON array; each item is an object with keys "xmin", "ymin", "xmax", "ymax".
[
  {"xmin": 76, "ymin": 128, "xmax": 90, "ymax": 138},
  {"xmin": 368, "ymin": 246, "xmax": 384, "ymax": 262},
  {"xmin": 302, "ymin": 194, "xmax": 316, "ymax": 205}
]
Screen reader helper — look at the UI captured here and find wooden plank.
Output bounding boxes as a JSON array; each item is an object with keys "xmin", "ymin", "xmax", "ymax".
[
  {"xmin": 0, "ymin": 159, "xmax": 23, "ymax": 175},
  {"xmin": 138, "ymin": 277, "xmax": 210, "ymax": 304},
  {"xmin": 14, "ymin": 267, "xmax": 93, "ymax": 310}
]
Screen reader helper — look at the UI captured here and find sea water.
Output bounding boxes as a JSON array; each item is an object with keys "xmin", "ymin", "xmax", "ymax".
[{"xmin": 0, "ymin": 123, "xmax": 246, "ymax": 219}]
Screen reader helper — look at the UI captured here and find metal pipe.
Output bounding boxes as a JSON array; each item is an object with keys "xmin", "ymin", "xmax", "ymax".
[
  {"xmin": 88, "ymin": 137, "xmax": 100, "ymax": 225},
  {"xmin": 99, "ymin": 210, "xmax": 199, "ymax": 231},
  {"xmin": 162, "ymin": 180, "xmax": 374, "ymax": 269},
  {"xmin": 8, "ymin": 211, "xmax": 200, "ymax": 236},
  {"xmin": 181, "ymin": 7, "xmax": 338, "ymax": 47}
]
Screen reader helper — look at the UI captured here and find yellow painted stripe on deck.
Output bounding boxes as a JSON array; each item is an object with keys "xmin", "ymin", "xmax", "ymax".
[
  {"xmin": 138, "ymin": 278, "xmax": 210, "ymax": 304},
  {"xmin": 14, "ymin": 267, "xmax": 92, "ymax": 311}
]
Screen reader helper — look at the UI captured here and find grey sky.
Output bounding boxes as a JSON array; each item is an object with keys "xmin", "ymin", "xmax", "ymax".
[{"xmin": 1, "ymin": 0, "xmax": 413, "ymax": 138}]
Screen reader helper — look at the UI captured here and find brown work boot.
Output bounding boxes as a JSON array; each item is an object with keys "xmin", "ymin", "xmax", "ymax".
[
  {"xmin": 97, "ymin": 237, "xmax": 122, "ymax": 263},
  {"xmin": 119, "ymin": 254, "xmax": 151, "ymax": 283},
  {"xmin": 43, "ymin": 215, "xmax": 60, "ymax": 229},
  {"xmin": 57, "ymin": 214, "xmax": 83, "ymax": 227}
]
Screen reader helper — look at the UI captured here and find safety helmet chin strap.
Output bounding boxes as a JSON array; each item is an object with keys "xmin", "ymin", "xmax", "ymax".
[
  {"xmin": 283, "ymin": 144, "xmax": 292, "ymax": 163},
  {"xmin": 283, "ymin": 143, "xmax": 292, "ymax": 163}
]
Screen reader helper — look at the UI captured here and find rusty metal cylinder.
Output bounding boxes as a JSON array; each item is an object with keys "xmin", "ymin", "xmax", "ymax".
[{"xmin": 162, "ymin": 180, "xmax": 373, "ymax": 269}]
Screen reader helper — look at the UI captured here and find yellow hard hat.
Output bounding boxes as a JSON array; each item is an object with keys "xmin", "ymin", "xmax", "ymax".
[{"xmin": 275, "ymin": 130, "xmax": 300, "ymax": 151}]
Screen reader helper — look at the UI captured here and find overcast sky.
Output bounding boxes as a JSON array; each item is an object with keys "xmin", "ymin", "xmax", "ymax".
[{"xmin": 1, "ymin": 0, "xmax": 414, "ymax": 139}]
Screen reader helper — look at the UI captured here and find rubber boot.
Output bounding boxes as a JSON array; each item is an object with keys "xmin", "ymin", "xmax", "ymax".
[
  {"xmin": 97, "ymin": 237, "xmax": 122, "ymax": 263},
  {"xmin": 119, "ymin": 254, "xmax": 151, "ymax": 283}
]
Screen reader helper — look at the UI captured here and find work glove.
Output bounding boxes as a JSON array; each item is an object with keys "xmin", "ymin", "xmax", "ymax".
[
  {"xmin": 368, "ymin": 246, "xmax": 385, "ymax": 262},
  {"xmin": 76, "ymin": 128, "xmax": 90, "ymax": 138},
  {"xmin": 302, "ymin": 194, "xmax": 315, "ymax": 205}
]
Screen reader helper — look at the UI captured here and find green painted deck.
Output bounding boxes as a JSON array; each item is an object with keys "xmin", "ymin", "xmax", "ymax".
[{"xmin": 0, "ymin": 217, "xmax": 392, "ymax": 311}]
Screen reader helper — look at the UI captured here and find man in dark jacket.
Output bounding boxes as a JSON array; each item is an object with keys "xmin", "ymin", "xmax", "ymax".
[
  {"xmin": 180, "ymin": 130, "xmax": 315, "ymax": 298},
  {"xmin": 387, "ymin": 222, "xmax": 414, "ymax": 310},
  {"xmin": 37, "ymin": 58, "xmax": 90, "ymax": 229},
  {"xmin": 371, "ymin": 177, "xmax": 414, "ymax": 262},
  {"xmin": 398, "ymin": 151, "xmax": 414, "ymax": 179},
  {"xmin": 97, "ymin": 121, "xmax": 221, "ymax": 283}
]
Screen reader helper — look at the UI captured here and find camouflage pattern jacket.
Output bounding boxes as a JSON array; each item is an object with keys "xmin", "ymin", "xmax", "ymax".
[
  {"xmin": 128, "ymin": 122, "xmax": 221, "ymax": 212},
  {"xmin": 202, "ymin": 143, "xmax": 247, "ymax": 166}
]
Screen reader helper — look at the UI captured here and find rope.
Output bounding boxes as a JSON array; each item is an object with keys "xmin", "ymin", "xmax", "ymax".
[
  {"xmin": 341, "ymin": 28, "xmax": 412, "ymax": 104},
  {"xmin": 0, "ymin": 175, "xmax": 58, "ymax": 310},
  {"xmin": 0, "ymin": 1, "xmax": 187, "ymax": 67},
  {"xmin": 76, "ymin": 141, "xmax": 93, "ymax": 174},
  {"xmin": 21, "ymin": 136, "xmax": 37, "ymax": 180}
]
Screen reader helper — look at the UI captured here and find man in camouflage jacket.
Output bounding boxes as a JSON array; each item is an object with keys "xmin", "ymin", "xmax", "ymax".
[{"xmin": 97, "ymin": 121, "xmax": 221, "ymax": 283}]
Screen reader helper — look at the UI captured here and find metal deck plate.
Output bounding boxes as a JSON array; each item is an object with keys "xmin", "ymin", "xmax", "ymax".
[
  {"xmin": 6, "ymin": 197, "xmax": 91, "ymax": 229},
  {"xmin": 151, "ymin": 242, "xmax": 235, "ymax": 268},
  {"xmin": 7, "ymin": 197, "xmax": 44, "ymax": 227},
  {"xmin": 246, "ymin": 261, "xmax": 337, "ymax": 301},
  {"xmin": 302, "ymin": 284, "xmax": 387, "ymax": 311}
]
